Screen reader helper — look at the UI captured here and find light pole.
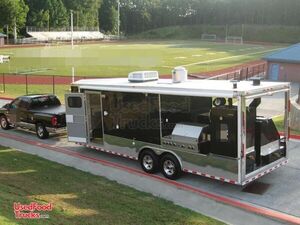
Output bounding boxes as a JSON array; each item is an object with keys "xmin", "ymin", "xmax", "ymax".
[
  {"xmin": 70, "ymin": 10, "xmax": 74, "ymax": 49},
  {"xmin": 117, "ymin": 0, "xmax": 120, "ymax": 38},
  {"xmin": 5, "ymin": 25, "xmax": 8, "ymax": 45},
  {"xmin": 14, "ymin": 19, "xmax": 17, "ymax": 44},
  {"xmin": 70, "ymin": 10, "xmax": 75, "ymax": 82}
]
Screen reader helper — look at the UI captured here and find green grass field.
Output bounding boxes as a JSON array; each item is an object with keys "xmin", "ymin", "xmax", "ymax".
[
  {"xmin": 0, "ymin": 146, "xmax": 225, "ymax": 225},
  {"xmin": 0, "ymin": 41, "xmax": 282, "ymax": 77},
  {"xmin": 0, "ymin": 84, "xmax": 69, "ymax": 100}
]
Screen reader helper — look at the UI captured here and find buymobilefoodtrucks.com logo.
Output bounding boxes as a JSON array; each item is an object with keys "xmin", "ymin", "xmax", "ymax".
[{"xmin": 13, "ymin": 202, "xmax": 53, "ymax": 219}]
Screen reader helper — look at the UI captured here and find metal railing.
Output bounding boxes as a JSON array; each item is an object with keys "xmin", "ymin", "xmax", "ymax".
[
  {"xmin": 26, "ymin": 26, "xmax": 100, "ymax": 32},
  {"xmin": 206, "ymin": 63, "xmax": 266, "ymax": 81}
]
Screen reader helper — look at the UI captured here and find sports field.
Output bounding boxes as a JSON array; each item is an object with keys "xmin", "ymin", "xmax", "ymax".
[{"xmin": 0, "ymin": 41, "xmax": 282, "ymax": 77}]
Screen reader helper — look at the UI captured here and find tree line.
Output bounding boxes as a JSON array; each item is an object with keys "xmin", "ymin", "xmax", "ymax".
[{"xmin": 1, "ymin": 0, "xmax": 300, "ymax": 36}]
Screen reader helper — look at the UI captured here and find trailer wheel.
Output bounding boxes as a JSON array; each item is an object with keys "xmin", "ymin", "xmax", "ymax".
[
  {"xmin": 0, "ymin": 115, "xmax": 10, "ymax": 130},
  {"xmin": 161, "ymin": 154, "xmax": 181, "ymax": 180},
  {"xmin": 36, "ymin": 123, "xmax": 49, "ymax": 139},
  {"xmin": 140, "ymin": 150, "xmax": 159, "ymax": 173}
]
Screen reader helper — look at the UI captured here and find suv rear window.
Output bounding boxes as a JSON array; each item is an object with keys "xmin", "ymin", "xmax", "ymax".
[{"xmin": 31, "ymin": 96, "xmax": 61, "ymax": 108}]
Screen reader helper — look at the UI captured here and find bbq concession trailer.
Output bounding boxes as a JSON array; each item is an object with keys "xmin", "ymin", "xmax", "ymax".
[{"xmin": 65, "ymin": 73, "xmax": 290, "ymax": 185}]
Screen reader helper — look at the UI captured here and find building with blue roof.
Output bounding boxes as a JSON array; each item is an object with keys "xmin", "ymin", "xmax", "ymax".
[{"xmin": 263, "ymin": 43, "xmax": 300, "ymax": 83}]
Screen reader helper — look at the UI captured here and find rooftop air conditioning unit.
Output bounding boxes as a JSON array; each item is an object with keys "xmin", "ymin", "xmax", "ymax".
[{"xmin": 128, "ymin": 71, "xmax": 159, "ymax": 82}]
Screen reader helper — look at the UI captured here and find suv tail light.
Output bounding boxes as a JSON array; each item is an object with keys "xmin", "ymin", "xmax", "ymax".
[{"xmin": 51, "ymin": 116, "xmax": 58, "ymax": 126}]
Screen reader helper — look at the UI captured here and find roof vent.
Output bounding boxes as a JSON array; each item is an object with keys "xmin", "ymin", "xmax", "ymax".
[
  {"xmin": 172, "ymin": 66, "xmax": 188, "ymax": 83},
  {"xmin": 231, "ymin": 80, "xmax": 239, "ymax": 89},
  {"xmin": 128, "ymin": 71, "xmax": 159, "ymax": 82},
  {"xmin": 251, "ymin": 77, "xmax": 262, "ymax": 86}
]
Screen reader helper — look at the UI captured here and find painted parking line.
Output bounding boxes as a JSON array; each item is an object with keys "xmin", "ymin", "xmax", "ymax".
[{"xmin": 0, "ymin": 131, "xmax": 299, "ymax": 224}]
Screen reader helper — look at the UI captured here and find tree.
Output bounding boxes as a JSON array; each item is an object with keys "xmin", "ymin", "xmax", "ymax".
[
  {"xmin": 0, "ymin": 0, "xmax": 29, "ymax": 29},
  {"xmin": 99, "ymin": 0, "xmax": 118, "ymax": 33},
  {"xmin": 25, "ymin": 0, "xmax": 68, "ymax": 28},
  {"xmin": 63, "ymin": 0, "xmax": 102, "ymax": 28},
  {"xmin": 46, "ymin": 0, "xmax": 68, "ymax": 28}
]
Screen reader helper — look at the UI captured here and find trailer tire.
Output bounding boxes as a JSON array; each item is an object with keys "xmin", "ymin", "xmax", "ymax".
[
  {"xmin": 140, "ymin": 150, "xmax": 159, "ymax": 173},
  {"xmin": 0, "ymin": 115, "xmax": 10, "ymax": 130},
  {"xmin": 160, "ymin": 154, "xmax": 181, "ymax": 180},
  {"xmin": 36, "ymin": 123, "xmax": 49, "ymax": 139}
]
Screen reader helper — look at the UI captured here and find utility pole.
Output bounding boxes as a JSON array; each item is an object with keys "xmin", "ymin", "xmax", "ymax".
[
  {"xmin": 44, "ymin": 10, "xmax": 50, "ymax": 31},
  {"xmin": 71, "ymin": 10, "xmax": 74, "ymax": 49},
  {"xmin": 77, "ymin": 11, "xmax": 79, "ymax": 30},
  {"xmin": 241, "ymin": 24, "xmax": 245, "ymax": 40},
  {"xmin": 225, "ymin": 24, "xmax": 228, "ymax": 43},
  {"xmin": 6, "ymin": 25, "xmax": 9, "ymax": 45},
  {"xmin": 117, "ymin": 0, "xmax": 120, "ymax": 38}
]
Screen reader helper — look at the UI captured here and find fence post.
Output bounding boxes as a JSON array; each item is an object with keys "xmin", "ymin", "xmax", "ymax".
[
  {"xmin": 52, "ymin": 75, "xmax": 55, "ymax": 95},
  {"xmin": 25, "ymin": 74, "xmax": 28, "ymax": 95}
]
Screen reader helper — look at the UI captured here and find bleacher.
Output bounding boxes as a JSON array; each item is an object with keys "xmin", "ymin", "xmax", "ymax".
[{"xmin": 27, "ymin": 31, "xmax": 104, "ymax": 42}]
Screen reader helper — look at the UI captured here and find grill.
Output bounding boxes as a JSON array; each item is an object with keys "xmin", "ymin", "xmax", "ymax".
[{"xmin": 162, "ymin": 123, "xmax": 210, "ymax": 154}]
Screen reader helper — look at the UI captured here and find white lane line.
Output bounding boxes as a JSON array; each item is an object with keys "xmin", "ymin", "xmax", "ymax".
[
  {"xmin": 180, "ymin": 48, "xmax": 282, "ymax": 67},
  {"xmin": 18, "ymin": 68, "xmax": 51, "ymax": 74}
]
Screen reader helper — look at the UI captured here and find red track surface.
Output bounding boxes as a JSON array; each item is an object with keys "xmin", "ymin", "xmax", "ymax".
[{"xmin": 0, "ymin": 131, "xmax": 299, "ymax": 224}]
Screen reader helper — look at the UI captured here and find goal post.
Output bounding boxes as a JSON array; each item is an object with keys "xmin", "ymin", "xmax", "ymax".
[
  {"xmin": 201, "ymin": 33, "xmax": 217, "ymax": 42},
  {"xmin": 225, "ymin": 36, "xmax": 243, "ymax": 44}
]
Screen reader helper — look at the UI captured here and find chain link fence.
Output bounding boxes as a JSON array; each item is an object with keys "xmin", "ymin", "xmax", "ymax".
[{"xmin": 0, "ymin": 73, "xmax": 96, "ymax": 98}]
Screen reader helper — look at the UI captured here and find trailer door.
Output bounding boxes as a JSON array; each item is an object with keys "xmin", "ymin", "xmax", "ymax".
[{"xmin": 65, "ymin": 93, "xmax": 87, "ymax": 143}]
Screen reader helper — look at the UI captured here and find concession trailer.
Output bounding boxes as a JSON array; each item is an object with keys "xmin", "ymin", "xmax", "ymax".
[{"xmin": 65, "ymin": 70, "xmax": 290, "ymax": 185}]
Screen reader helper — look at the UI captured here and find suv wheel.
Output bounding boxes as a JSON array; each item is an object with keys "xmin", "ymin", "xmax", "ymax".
[
  {"xmin": 36, "ymin": 123, "xmax": 49, "ymax": 139},
  {"xmin": 0, "ymin": 115, "xmax": 10, "ymax": 130}
]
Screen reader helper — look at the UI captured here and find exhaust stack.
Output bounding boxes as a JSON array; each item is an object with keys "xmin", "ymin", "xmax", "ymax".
[{"xmin": 172, "ymin": 67, "xmax": 188, "ymax": 83}]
